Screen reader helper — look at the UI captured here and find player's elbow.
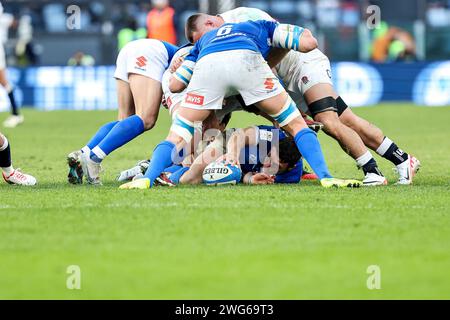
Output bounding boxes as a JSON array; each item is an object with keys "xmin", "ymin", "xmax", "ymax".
[
  {"xmin": 169, "ymin": 77, "xmax": 185, "ymax": 93},
  {"xmin": 300, "ymin": 29, "xmax": 318, "ymax": 52}
]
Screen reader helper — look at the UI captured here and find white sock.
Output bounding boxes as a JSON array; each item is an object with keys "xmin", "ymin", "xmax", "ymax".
[
  {"xmin": 81, "ymin": 146, "xmax": 90, "ymax": 154},
  {"xmin": 376, "ymin": 137, "xmax": 393, "ymax": 156},
  {"xmin": 91, "ymin": 146, "xmax": 106, "ymax": 161},
  {"xmin": 356, "ymin": 150, "xmax": 374, "ymax": 168},
  {"xmin": 2, "ymin": 165, "xmax": 14, "ymax": 176}
]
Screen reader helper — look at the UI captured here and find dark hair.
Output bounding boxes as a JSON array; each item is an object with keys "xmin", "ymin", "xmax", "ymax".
[
  {"xmin": 185, "ymin": 14, "xmax": 203, "ymax": 43},
  {"xmin": 278, "ymin": 137, "xmax": 302, "ymax": 167}
]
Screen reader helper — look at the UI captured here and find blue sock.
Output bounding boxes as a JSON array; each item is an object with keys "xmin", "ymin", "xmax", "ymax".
[
  {"xmin": 164, "ymin": 164, "xmax": 183, "ymax": 174},
  {"xmin": 294, "ymin": 128, "xmax": 332, "ymax": 180},
  {"xmin": 144, "ymin": 140, "xmax": 176, "ymax": 187},
  {"xmin": 169, "ymin": 166, "xmax": 189, "ymax": 184},
  {"xmin": 91, "ymin": 115, "xmax": 145, "ymax": 162},
  {"xmin": 86, "ymin": 120, "xmax": 119, "ymax": 150}
]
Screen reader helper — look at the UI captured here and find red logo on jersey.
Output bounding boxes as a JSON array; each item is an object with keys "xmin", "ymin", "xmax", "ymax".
[
  {"xmin": 136, "ymin": 56, "xmax": 147, "ymax": 68},
  {"xmin": 185, "ymin": 93, "xmax": 204, "ymax": 106},
  {"xmin": 264, "ymin": 78, "xmax": 275, "ymax": 90}
]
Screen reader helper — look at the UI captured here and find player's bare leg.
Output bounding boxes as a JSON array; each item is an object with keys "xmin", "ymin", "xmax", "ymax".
[
  {"xmin": 128, "ymin": 74, "xmax": 162, "ymax": 131},
  {"xmin": 303, "ymin": 83, "xmax": 387, "ymax": 186},
  {"xmin": 116, "ymin": 79, "xmax": 135, "ymax": 120},
  {"xmin": 0, "ymin": 69, "xmax": 23, "ymax": 128},
  {"xmin": 0, "ymin": 133, "xmax": 36, "ymax": 186},
  {"xmin": 338, "ymin": 103, "xmax": 420, "ymax": 185}
]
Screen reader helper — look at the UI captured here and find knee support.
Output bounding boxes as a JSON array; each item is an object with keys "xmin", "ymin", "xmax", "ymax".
[
  {"xmin": 170, "ymin": 114, "xmax": 195, "ymax": 142},
  {"xmin": 269, "ymin": 97, "xmax": 301, "ymax": 127},
  {"xmin": 336, "ymin": 96, "xmax": 349, "ymax": 116},
  {"xmin": 307, "ymin": 97, "xmax": 338, "ymax": 118}
]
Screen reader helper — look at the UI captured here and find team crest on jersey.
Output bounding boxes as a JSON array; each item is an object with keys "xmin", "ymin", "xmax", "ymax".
[
  {"xmin": 264, "ymin": 78, "xmax": 275, "ymax": 90},
  {"xmin": 302, "ymin": 76, "xmax": 309, "ymax": 84},
  {"xmin": 135, "ymin": 56, "xmax": 147, "ymax": 68},
  {"xmin": 185, "ymin": 93, "xmax": 204, "ymax": 106}
]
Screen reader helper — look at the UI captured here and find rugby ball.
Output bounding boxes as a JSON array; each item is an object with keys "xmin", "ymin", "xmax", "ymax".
[{"xmin": 202, "ymin": 162, "xmax": 242, "ymax": 186}]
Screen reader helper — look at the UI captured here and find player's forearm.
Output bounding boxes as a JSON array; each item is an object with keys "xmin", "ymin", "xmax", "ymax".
[
  {"xmin": 169, "ymin": 76, "xmax": 187, "ymax": 93},
  {"xmin": 171, "ymin": 60, "xmax": 195, "ymax": 93},
  {"xmin": 272, "ymin": 24, "xmax": 318, "ymax": 53}
]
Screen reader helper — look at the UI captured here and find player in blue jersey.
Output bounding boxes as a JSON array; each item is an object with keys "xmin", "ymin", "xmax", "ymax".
[
  {"xmin": 119, "ymin": 20, "xmax": 361, "ymax": 190},
  {"xmin": 66, "ymin": 39, "xmax": 179, "ymax": 185},
  {"xmin": 152, "ymin": 125, "xmax": 304, "ymax": 186},
  {"xmin": 185, "ymin": 8, "xmax": 421, "ymax": 186}
]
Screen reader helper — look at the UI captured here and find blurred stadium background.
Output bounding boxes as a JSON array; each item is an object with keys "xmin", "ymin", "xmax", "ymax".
[{"xmin": 0, "ymin": 0, "xmax": 449, "ymax": 112}]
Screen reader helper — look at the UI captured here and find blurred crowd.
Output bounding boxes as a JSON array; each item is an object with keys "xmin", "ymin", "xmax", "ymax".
[{"xmin": 1, "ymin": 0, "xmax": 450, "ymax": 65}]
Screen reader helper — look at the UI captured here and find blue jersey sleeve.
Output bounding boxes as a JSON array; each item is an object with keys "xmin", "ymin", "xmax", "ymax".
[
  {"xmin": 161, "ymin": 41, "xmax": 180, "ymax": 62},
  {"xmin": 254, "ymin": 20, "xmax": 279, "ymax": 42},
  {"xmin": 185, "ymin": 41, "xmax": 201, "ymax": 63},
  {"xmin": 275, "ymin": 160, "xmax": 303, "ymax": 184}
]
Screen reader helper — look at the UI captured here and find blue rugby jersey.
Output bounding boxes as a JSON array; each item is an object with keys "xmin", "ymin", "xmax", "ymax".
[
  {"xmin": 161, "ymin": 41, "xmax": 180, "ymax": 63},
  {"xmin": 185, "ymin": 20, "xmax": 278, "ymax": 63},
  {"xmin": 239, "ymin": 125, "xmax": 302, "ymax": 184}
]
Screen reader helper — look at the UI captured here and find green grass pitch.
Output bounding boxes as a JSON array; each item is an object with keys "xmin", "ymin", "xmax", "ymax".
[{"xmin": 0, "ymin": 103, "xmax": 449, "ymax": 299}]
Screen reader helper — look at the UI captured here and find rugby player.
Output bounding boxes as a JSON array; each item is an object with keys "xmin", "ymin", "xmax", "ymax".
[
  {"xmin": 0, "ymin": 4, "xmax": 23, "ymax": 128},
  {"xmin": 184, "ymin": 7, "xmax": 420, "ymax": 186},
  {"xmin": 0, "ymin": 132, "xmax": 36, "ymax": 185},
  {"xmin": 120, "ymin": 20, "xmax": 361, "ymax": 190},
  {"xmin": 155, "ymin": 125, "xmax": 304, "ymax": 186},
  {"xmin": 67, "ymin": 39, "xmax": 178, "ymax": 185}
]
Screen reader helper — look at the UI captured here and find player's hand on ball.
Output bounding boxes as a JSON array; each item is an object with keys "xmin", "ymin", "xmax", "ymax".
[{"xmin": 251, "ymin": 173, "xmax": 275, "ymax": 185}]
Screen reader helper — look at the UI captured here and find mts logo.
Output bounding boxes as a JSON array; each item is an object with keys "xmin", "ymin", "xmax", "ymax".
[{"xmin": 185, "ymin": 93, "xmax": 204, "ymax": 106}]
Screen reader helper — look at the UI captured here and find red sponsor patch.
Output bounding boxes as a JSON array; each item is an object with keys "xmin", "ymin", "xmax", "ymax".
[
  {"xmin": 136, "ymin": 56, "xmax": 147, "ymax": 68},
  {"xmin": 264, "ymin": 78, "xmax": 275, "ymax": 90},
  {"xmin": 185, "ymin": 93, "xmax": 204, "ymax": 106}
]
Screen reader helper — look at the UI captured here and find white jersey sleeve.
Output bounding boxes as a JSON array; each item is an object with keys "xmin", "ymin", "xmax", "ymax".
[{"xmin": 219, "ymin": 7, "xmax": 275, "ymax": 23}]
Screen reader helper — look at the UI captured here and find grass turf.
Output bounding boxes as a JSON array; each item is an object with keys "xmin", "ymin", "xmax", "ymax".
[{"xmin": 0, "ymin": 104, "xmax": 449, "ymax": 299}]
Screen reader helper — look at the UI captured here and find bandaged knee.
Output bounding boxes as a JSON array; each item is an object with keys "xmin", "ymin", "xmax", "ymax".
[
  {"xmin": 269, "ymin": 98, "xmax": 301, "ymax": 127},
  {"xmin": 272, "ymin": 24, "xmax": 305, "ymax": 51},
  {"xmin": 170, "ymin": 114, "xmax": 195, "ymax": 142}
]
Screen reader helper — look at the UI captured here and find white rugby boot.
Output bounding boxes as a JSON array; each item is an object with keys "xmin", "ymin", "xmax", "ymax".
[
  {"xmin": 117, "ymin": 160, "xmax": 149, "ymax": 182},
  {"xmin": 395, "ymin": 155, "xmax": 421, "ymax": 185},
  {"xmin": 363, "ymin": 172, "xmax": 388, "ymax": 186},
  {"xmin": 80, "ymin": 151, "xmax": 102, "ymax": 185},
  {"xmin": 3, "ymin": 169, "xmax": 37, "ymax": 186},
  {"xmin": 3, "ymin": 115, "xmax": 24, "ymax": 128}
]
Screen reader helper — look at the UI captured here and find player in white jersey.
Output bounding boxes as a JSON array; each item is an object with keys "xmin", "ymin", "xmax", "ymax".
[
  {"xmin": 185, "ymin": 7, "xmax": 420, "ymax": 186},
  {"xmin": 0, "ymin": 3, "xmax": 23, "ymax": 128},
  {"xmin": 67, "ymin": 39, "xmax": 178, "ymax": 185}
]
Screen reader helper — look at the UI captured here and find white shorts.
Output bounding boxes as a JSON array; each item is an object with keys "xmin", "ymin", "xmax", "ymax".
[
  {"xmin": 181, "ymin": 50, "xmax": 284, "ymax": 110},
  {"xmin": 114, "ymin": 39, "xmax": 169, "ymax": 83},
  {"xmin": 276, "ymin": 49, "xmax": 333, "ymax": 96},
  {"xmin": 0, "ymin": 43, "xmax": 6, "ymax": 70}
]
